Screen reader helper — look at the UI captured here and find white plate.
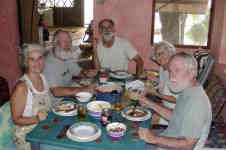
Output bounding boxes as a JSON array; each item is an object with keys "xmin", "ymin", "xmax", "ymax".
[
  {"xmin": 52, "ymin": 101, "xmax": 77, "ymax": 116},
  {"xmin": 66, "ymin": 122, "xmax": 101, "ymax": 142},
  {"xmin": 109, "ymin": 71, "xmax": 132, "ymax": 79},
  {"xmin": 121, "ymin": 106, "xmax": 152, "ymax": 122}
]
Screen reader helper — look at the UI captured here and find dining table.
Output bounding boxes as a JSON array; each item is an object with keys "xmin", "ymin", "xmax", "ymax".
[{"xmin": 26, "ymin": 71, "xmax": 157, "ymax": 150}]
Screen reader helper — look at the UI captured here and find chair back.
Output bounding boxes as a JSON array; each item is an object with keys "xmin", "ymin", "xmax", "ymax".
[
  {"xmin": 0, "ymin": 76, "xmax": 9, "ymax": 106},
  {"xmin": 193, "ymin": 50, "xmax": 215, "ymax": 86}
]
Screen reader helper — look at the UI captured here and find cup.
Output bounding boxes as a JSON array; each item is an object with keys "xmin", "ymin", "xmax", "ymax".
[
  {"xmin": 114, "ymin": 101, "xmax": 122, "ymax": 113},
  {"xmin": 77, "ymin": 104, "xmax": 86, "ymax": 121},
  {"xmin": 99, "ymin": 74, "xmax": 108, "ymax": 83}
]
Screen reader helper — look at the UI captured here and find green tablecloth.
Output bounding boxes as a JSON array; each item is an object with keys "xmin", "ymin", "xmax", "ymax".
[{"xmin": 26, "ymin": 102, "xmax": 151, "ymax": 150}]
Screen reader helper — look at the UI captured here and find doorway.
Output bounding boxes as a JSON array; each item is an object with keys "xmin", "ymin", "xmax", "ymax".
[{"xmin": 84, "ymin": 0, "xmax": 93, "ymax": 27}]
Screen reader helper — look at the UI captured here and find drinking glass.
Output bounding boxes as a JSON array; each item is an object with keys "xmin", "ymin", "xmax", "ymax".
[
  {"xmin": 77, "ymin": 104, "xmax": 86, "ymax": 121},
  {"xmin": 114, "ymin": 100, "xmax": 122, "ymax": 113}
]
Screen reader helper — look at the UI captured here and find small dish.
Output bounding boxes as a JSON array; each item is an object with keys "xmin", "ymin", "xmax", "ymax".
[
  {"xmin": 86, "ymin": 101, "xmax": 111, "ymax": 119},
  {"xmin": 106, "ymin": 122, "xmax": 126, "ymax": 138},
  {"xmin": 75, "ymin": 92, "xmax": 93, "ymax": 102}
]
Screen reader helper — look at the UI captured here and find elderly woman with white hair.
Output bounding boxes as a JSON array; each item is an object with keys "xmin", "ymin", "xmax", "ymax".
[
  {"xmin": 148, "ymin": 41, "xmax": 178, "ymax": 125},
  {"xmin": 10, "ymin": 44, "xmax": 51, "ymax": 150}
]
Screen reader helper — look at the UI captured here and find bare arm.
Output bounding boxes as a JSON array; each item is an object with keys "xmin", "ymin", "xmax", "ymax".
[
  {"xmin": 10, "ymin": 82, "xmax": 40, "ymax": 126},
  {"xmin": 92, "ymin": 39, "xmax": 101, "ymax": 70},
  {"xmin": 139, "ymin": 127, "xmax": 198, "ymax": 150},
  {"xmin": 147, "ymin": 88, "xmax": 176, "ymax": 103},
  {"xmin": 138, "ymin": 96, "xmax": 173, "ymax": 121},
  {"xmin": 132, "ymin": 54, "xmax": 144, "ymax": 75},
  {"xmin": 145, "ymin": 80, "xmax": 176, "ymax": 104},
  {"xmin": 50, "ymin": 84, "xmax": 96, "ymax": 97}
]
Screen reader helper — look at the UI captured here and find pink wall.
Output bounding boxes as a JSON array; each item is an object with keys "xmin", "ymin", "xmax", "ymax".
[
  {"xmin": 0, "ymin": 0, "xmax": 21, "ymax": 93},
  {"xmin": 94, "ymin": 0, "xmax": 158, "ymax": 73},
  {"xmin": 94, "ymin": 0, "xmax": 226, "ymax": 120}
]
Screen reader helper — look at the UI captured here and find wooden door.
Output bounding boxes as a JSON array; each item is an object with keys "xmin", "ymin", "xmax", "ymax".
[{"xmin": 53, "ymin": 0, "xmax": 84, "ymax": 26}]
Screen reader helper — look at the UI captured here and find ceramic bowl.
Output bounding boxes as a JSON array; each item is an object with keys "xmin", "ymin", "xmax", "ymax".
[
  {"xmin": 106, "ymin": 122, "xmax": 127, "ymax": 138},
  {"xmin": 76, "ymin": 92, "xmax": 93, "ymax": 102},
  {"xmin": 86, "ymin": 101, "xmax": 111, "ymax": 119}
]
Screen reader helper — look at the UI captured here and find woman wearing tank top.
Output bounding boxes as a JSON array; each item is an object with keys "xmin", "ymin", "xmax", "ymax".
[{"xmin": 10, "ymin": 44, "xmax": 51, "ymax": 150}]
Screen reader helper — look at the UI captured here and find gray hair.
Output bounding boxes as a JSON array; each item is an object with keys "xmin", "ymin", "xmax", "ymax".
[
  {"xmin": 152, "ymin": 41, "xmax": 176, "ymax": 61},
  {"xmin": 52, "ymin": 29, "xmax": 72, "ymax": 48},
  {"xmin": 20, "ymin": 43, "xmax": 45, "ymax": 71},
  {"xmin": 170, "ymin": 52, "xmax": 198, "ymax": 77}
]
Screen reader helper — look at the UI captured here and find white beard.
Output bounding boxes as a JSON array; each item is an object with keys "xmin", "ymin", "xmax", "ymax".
[
  {"xmin": 102, "ymin": 32, "xmax": 114, "ymax": 41},
  {"xmin": 168, "ymin": 77, "xmax": 190, "ymax": 94},
  {"xmin": 55, "ymin": 46, "xmax": 73, "ymax": 60},
  {"xmin": 54, "ymin": 46, "xmax": 82, "ymax": 61}
]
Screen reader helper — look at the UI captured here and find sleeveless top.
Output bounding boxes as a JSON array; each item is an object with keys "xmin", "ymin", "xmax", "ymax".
[{"xmin": 12, "ymin": 74, "xmax": 51, "ymax": 150}]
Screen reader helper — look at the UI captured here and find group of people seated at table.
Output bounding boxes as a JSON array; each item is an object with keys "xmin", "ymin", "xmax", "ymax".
[{"xmin": 9, "ymin": 18, "xmax": 212, "ymax": 150}]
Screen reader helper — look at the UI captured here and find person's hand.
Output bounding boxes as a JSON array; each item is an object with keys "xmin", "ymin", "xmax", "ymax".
[
  {"xmin": 85, "ymin": 69, "xmax": 98, "ymax": 78},
  {"xmin": 146, "ymin": 85, "xmax": 158, "ymax": 96},
  {"xmin": 37, "ymin": 109, "xmax": 49, "ymax": 122},
  {"xmin": 84, "ymin": 83, "xmax": 97, "ymax": 94},
  {"xmin": 138, "ymin": 127, "xmax": 156, "ymax": 144},
  {"xmin": 137, "ymin": 95, "xmax": 154, "ymax": 109}
]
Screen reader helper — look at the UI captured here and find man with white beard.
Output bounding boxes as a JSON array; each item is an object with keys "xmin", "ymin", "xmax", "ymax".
[
  {"xmin": 43, "ymin": 29, "xmax": 97, "ymax": 105},
  {"xmin": 93, "ymin": 19, "xmax": 144, "ymax": 75},
  {"xmin": 137, "ymin": 52, "xmax": 212, "ymax": 150}
]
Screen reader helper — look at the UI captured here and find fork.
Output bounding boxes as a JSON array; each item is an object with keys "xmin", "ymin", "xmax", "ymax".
[{"xmin": 131, "ymin": 101, "xmax": 139, "ymax": 116}]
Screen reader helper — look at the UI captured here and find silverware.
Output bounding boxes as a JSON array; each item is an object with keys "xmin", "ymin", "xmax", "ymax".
[
  {"xmin": 131, "ymin": 101, "xmax": 139, "ymax": 116},
  {"xmin": 56, "ymin": 125, "xmax": 70, "ymax": 139}
]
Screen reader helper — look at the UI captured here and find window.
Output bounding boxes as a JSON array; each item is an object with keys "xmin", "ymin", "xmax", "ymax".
[
  {"xmin": 39, "ymin": 0, "xmax": 79, "ymax": 8},
  {"xmin": 152, "ymin": 0, "xmax": 214, "ymax": 48}
]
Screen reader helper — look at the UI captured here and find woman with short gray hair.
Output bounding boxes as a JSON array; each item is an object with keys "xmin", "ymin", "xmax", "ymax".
[
  {"xmin": 152, "ymin": 40, "xmax": 176, "ymax": 64},
  {"xmin": 147, "ymin": 41, "xmax": 178, "ymax": 126},
  {"xmin": 11, "ymin": 43, "xmax": 51, "ymax": 150}
]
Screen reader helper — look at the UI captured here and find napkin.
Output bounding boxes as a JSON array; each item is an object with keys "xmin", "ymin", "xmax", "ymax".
[{"xmin": 125, "ymin": 80, "xmax": 145, "ymax": 92}]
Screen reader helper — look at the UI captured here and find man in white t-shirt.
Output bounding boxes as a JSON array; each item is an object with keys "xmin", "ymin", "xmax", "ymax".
[{"xmin": 93, "ymin": 19, "xmax": 143, "ymax": 75}]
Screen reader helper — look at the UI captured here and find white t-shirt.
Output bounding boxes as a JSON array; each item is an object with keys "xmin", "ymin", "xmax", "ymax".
[{"xmin": 97, "ymin": 36, "xmax": 138, "ymax": 71}]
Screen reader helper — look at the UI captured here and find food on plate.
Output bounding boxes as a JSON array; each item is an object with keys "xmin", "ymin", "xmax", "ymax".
[
  {"xmin": 55, "ymin": 102, "xmax": 76, "ymax": 112},
  {"xmin": 88, "ymin": 102, "xmax": 110, "ymax": 112},
  {"xmin": 126, "ymin": 108, "xmax": 147, "ymax": 117},
  {"xmin": 128, "ymin": 89, "xmax": 146, "ymax": 100},
  {"xmin": 146, "ymin": 70, "xmax": 159, "ymax": 77},
  {"xmin": 80, "ymin": 78, "xmax": 93, "ymax": 86},
  {"xmin": 109, "ymin": 126, "xmax": 124, "ymax": 133},
  {"xmin": 106, "ymin": 122, "xmax": 127, "ymax": 138},
  {"xmin": 96, "ymin": 83, "xmax": 122, "ymax": 93}
]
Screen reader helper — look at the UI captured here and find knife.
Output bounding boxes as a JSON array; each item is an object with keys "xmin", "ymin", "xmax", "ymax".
[{"xmin": 56, "ymin": 125, "xmax": 70, "ymax": 139}]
